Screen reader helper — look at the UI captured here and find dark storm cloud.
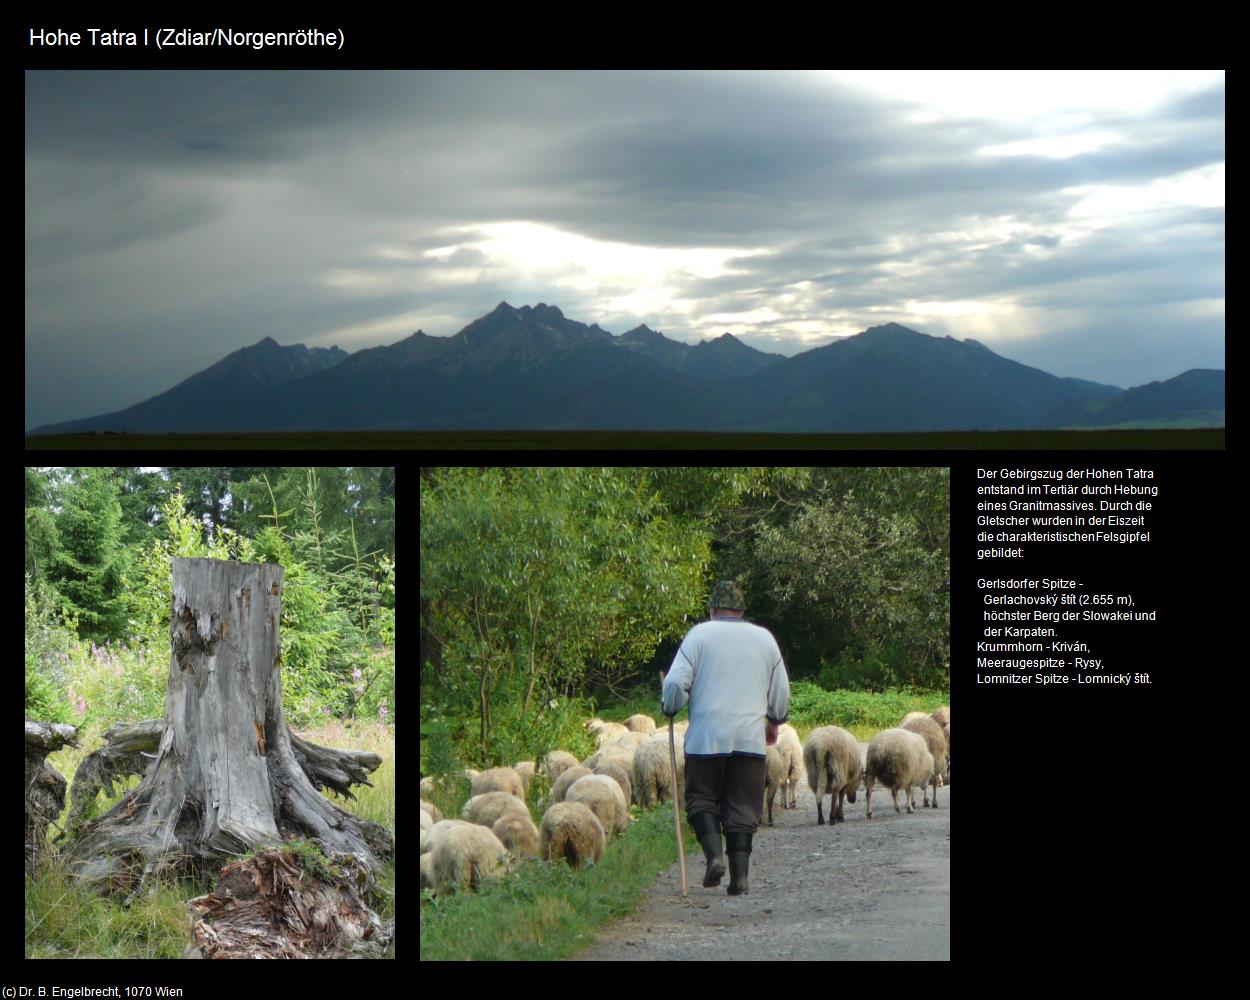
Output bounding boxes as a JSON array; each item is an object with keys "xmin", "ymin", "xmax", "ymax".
[{"xmin": 25, "ymin": 70, "xmax": 1223, "ymax": 427}]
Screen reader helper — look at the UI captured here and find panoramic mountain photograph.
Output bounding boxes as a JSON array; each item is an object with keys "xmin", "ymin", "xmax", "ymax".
[{"xmin": 24, "ymin": 70, "xmax": 1224, "ymax": 446}]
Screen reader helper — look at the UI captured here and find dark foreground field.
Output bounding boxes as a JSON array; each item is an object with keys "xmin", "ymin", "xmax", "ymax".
[{"xmin": 25, "ymin": 428, "xmax": 1225, "ymax": 450}]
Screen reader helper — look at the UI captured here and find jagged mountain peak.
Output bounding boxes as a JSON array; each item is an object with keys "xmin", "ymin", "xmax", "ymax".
[
  {"xmin": 620, "ymin": 323, "xmax": 661, "ymax": 338},
  {"xmin": 27, "ymin": 301, "xmax": 1217, "ymax": 436},
  {"xmin": 862, "ymin": 322, "xmax": 923, "ymax": 336},
  {"xmin": 695, "ymin": 332, "xmax": 752, "ymax": 350}
]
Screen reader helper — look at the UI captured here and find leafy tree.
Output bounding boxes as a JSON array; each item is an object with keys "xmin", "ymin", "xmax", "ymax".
[
  {"xmin": 25, "ymin": 467, "xmax": 61, "ymax": 584},
  {"xmin": 724, "ymin": 468, "xmax": 949, "ymax": 688},
  {"xmin": 421, "ymin": 467, "xmax": 713, "ymax": 758},
  {"xmin": 25, "ymin": 574, "xmax": 74, "ymax": 723}
]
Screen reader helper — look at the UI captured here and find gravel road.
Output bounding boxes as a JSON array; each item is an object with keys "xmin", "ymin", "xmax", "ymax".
[{"xmin": 569, "ymin": 744, "xmax": 950, "ymax": 961}]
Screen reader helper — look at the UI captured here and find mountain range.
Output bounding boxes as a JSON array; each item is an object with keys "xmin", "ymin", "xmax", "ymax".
[{"xmin": 27, "ymin": 302, "xmax": 1225, "ymax": 434}]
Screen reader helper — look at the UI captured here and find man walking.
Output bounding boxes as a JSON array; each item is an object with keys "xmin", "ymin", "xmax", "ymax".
[{"xmin": 661, "ymin": 580, "xmax": 790, "ymax": 895}]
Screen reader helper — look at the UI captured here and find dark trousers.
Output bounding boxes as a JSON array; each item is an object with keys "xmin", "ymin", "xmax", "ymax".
[{"xmin": 684, "ymin": 754, "xmax": 767, "ymax": 834}]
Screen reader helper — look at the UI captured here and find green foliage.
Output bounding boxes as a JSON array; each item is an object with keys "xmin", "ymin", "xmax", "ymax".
[
  {"xmin": 25, "ymin": 575, "xmax": 74, "ymax": 724},
  {"xmin": 25, "ymin": 857, "xmax": 210, "ymax": 959},
  {"xmin": 788, "ymin": 679, "xmax": 947, "ymax": 735},
  {"xmin": 720, "ymin": 467, "xmax": 950, "ymax": 688},
  {"xmin": 126, "ymin": 485, "xmax": 256, "ymax": 649},
  {"xmin": 43, "ymin": 469, "xmax": 131, "ymax": 643},
  {"xmin": 422, "ymin": 467, "xmax": 713, "ymax": 757},
  {"xmin": 64, "ymin": 639, "xmax": 168, "ymax": 728},
  {"xmin": 419, "ymin": 465, "xmax": 949, "ymax": 776},
  {"xmin": 815, "ymin": 641, "xmax": 944, "ymax": 693},
  {"xmin": 477, "ymin": 681, "xmax": 598, "ymax": 772},
  {"xmin": 375, "ymin": 555, "xmax": 395, "ymax": 647}
]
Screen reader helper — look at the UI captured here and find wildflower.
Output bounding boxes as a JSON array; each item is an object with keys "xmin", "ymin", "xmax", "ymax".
[
  {"xmin": 378, "ymin": 703, "xmax": 388, "ymax": 720},
  {"xmin": 352, "ymin": 668, "xmax": 362, "ymax": 681}
]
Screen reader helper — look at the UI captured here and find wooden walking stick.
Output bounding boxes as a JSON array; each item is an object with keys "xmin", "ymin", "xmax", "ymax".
[{"xmin": 660, "ymin": 670, "xmax": 688, "ymax": 897}]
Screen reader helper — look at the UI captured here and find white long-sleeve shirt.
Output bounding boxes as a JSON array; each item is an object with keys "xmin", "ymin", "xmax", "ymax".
[{"xmin": 661, "ymin": 618, "xmax": 790, "ymax": 758}]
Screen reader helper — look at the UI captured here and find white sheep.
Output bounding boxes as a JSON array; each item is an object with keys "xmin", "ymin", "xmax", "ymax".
[
  {"xmin": 420, "ymin": 799, "xmax": 444, "ymax": 824},
  {"xmin": 777, "ymin": 724, "xmax": 804, "ymax": 808},
  {"xmin": 764, "ymin": 745, "xmax": 785, "ymax": 826},
  {"xmin": 582, "ymin": 741, "xmax": 640, "ymax": 770},
  {"xmin": 461, "ymin": 791, "xmax": 532, "ymax": 828},
  {"xmin": 900, "ymin": 711, "xmax": 930, "ymax": 726},
  {"xmin": 427, "ymin": 822, "xmax": 510, "ymax": 894},
  {"xmin": 587, "ymin": 718, "xmax": 630, "ymax": 747},
  {"xmin": 603, "ymin": 730, "xmax": 650, "ymax": 752},
  {"xmin": 566, "ymin": 773, "xmax": 630, "ymax": 836},
  {"xmin": 633, "ymin": 733, "xmax": 684, "ymax": 809},
  {"xmin": 471, "ymin": 766, "xmax": 525, "ymax": 800},
  {"xmin": 592, "ymin": 761, "xmax": 633, "ymax": 810},
  {"xmin": 422, "ymin": 771, "xmax": 475, "ymax": 799},
  {"xmin": 901, "ymin": 716, "xmax": 947, "ymax": 807},
  {"xmin": 420, "ymin": 851, "xmax": 435, "ymax": 891},
  {"xmin": 512, "ymin": 760, "xmax": 536, "ymax": 791},
  {"xmin": 423, "ymin": 818, "xmax": 471, "ymax": 855},
  {"xmin": 539, "ymin": 800, "xmax": 606, "ymax": 867},
  {"xmin": 803, "ymin": 725, "xmax": 862, "ymax": 825},
  {"xmin": 624, "ymin": 713, "xmax": 657, "ymax": 733},
  {"xmin": 550, "ymin": 765, "xmax": 593, "ymax": 805},
  {"xmin": 541, "ymin": 750, "xmax": 580, "ymax": 785},
  {"xmin": 492, "ymin": 811, "xmax": 541, "ymax": 858},
  {"xmin": 930, "ymin": 705, "xmax": 950, "ymax": 729},
  {"xmin": 864, "ymin": 728, "xmax": 934, "ymax": 819}
]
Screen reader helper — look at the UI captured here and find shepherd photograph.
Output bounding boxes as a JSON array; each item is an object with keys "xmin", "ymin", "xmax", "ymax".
[
  {"xmin": 420, "ymin": 466, "xmax": 950, "ymax": 960},
  {"xmin": 24, "ymin": 467, "xmax": 396, "ymax": 959}
]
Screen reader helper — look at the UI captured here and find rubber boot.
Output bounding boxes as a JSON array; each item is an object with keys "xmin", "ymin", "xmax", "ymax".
[
  {"xmin": 726, "ymin": 831, "xmax": 752, "ymax": 896},
  {"xmin": 689, "ymin": 812, "xmax": 726, "ymax": 887}
]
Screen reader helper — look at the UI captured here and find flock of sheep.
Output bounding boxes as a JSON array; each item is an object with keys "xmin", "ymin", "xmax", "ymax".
[{"xmin": 420, "ymin": 706, "xmax": 949, "ymax": 897}]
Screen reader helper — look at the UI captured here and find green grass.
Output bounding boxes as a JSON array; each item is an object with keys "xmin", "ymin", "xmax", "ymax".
[
  {"xmin": 420, "ymin": 801, "xmax": 694, "ymax": 960},
  {"xmin": 786, "ymin": 681, "xmax": 948, "ymax": 740},
  {"xmin": 25, "ymin": 858, "xmax": 214, "ymax": 959},
  {"xmin": 25, "ymin": 427, "xmax": 1225, "ymax": 450}
]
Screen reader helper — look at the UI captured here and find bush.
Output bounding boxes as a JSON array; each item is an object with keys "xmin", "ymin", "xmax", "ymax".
[
  {"xmin": 788, "ymin": 679, "xmax": 947, "ymax": 732},
  {"xmin": 25, "ymin": 576, "xmax": 74, "ymax": 723}
]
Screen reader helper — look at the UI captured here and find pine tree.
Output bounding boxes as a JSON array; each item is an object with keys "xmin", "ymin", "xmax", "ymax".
[{"xmin": 45, "ymin": 469, "xmax": 131, "ymax": 643}]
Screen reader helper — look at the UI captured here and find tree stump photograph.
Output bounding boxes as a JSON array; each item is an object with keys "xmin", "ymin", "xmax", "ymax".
[{"xmin": 28, "ymin": 556, "xmax": 395, "ymax": 959}]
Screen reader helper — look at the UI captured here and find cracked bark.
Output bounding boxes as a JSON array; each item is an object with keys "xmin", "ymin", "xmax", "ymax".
[
  {"xmin": 66, "ymin": 721, "xmax": 385, "ymax": 838},
  {"xmin": 64, "ymin": 557, "xmax": 393, "ymax": 888},
  {"xmin": 25, "ymin": 719, "xmax": 79, "ymax": 872}
]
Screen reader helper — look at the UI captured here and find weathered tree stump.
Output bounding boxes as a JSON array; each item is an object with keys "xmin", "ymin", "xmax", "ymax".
[
  {"xmin": 65, "ymin": 720, "xmax": 387, "ymax": 840},
  {"xmin": 65, "ymin": 557, "xmax": 393, "ymax": 888},
  {"xmin": 25, "ymin": 719, "xmax": 79, "ymax": 872},
  {"xmin": 186, "ymin": 844, "xmax": 392, "ymax": 959}
]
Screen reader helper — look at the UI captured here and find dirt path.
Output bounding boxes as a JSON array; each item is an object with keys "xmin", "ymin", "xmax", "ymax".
[{"xmin": 569, "ymin": 745, "xmax": 950, "ymax": 961}]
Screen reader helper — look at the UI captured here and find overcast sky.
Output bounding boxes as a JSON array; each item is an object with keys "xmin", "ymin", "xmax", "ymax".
[{"xmin": 25, "ymin": 70, "xmax": 1224, "ymax": 428}]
